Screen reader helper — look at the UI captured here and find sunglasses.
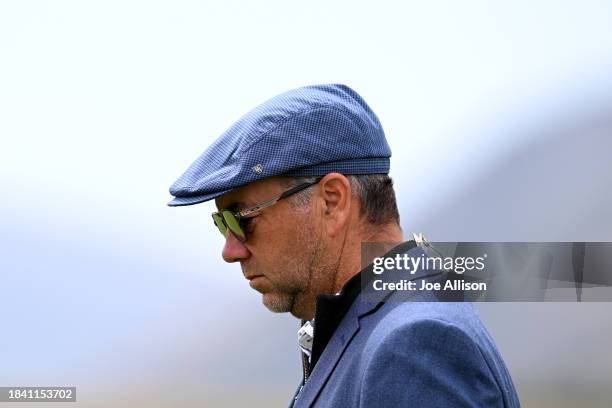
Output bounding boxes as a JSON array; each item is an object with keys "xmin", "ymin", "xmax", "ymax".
[{"xmin": 212, "ymin": 177, "xmax": 322, "ymax": 242}]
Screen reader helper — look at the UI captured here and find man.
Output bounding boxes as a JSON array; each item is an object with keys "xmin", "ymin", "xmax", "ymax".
[{"xmin": 168, "ymin": 84, "xmax": 520, "ymax": 407}]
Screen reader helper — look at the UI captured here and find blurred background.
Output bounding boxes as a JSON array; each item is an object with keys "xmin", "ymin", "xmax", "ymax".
[{"xmin": 1, "ymin": 1, "xmax": 611, "ymax": 407}]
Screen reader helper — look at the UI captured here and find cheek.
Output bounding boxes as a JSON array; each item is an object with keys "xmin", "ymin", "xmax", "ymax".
[
  {"xmin": 250, "ymin": 210, "xmax": 317, "ymax": 270},
  {"xmin": 253, "ymin": 211, "xmax": 300, "ymax": 246}
]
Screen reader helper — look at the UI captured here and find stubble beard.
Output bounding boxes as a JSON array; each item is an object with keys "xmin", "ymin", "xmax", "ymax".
[{"xmin": 262, "ymin": 221, "xmax": 323, "ymax": 318}]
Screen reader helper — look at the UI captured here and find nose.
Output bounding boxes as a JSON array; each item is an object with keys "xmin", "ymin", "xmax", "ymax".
[{"xmin": 222, "ymin": 230, "xmax": 251, "ymax": 263}]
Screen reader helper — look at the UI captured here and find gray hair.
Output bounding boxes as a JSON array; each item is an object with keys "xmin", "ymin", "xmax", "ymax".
[{"xmin": 281, "ymin": 174, "xmax": 400, "ymax": 226}]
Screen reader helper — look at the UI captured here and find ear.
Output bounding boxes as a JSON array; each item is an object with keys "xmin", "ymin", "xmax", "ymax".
[{"xmin": 318, "ymin": 173, "xmax": 352, "ymax": 237}]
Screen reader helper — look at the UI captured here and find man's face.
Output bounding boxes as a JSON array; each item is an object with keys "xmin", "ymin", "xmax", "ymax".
[{"xmin": 215, "ymin": 178, "xmax": 332, "ymax": 319}]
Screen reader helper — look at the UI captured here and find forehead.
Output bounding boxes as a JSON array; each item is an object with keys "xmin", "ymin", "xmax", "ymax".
[{"xmin": 215, "ymin": 177, "xmax": 285, "ymax": 210}]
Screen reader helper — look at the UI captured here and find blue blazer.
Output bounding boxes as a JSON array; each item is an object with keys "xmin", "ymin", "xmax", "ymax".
[{"xmin": 289, "ymin": 247, "xmax": 520, "ymax": 408}]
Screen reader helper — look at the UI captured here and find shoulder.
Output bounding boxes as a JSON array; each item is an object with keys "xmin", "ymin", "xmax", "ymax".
[
  {"xmin": 355, "ymin": 302, "xmax": 519, "ymax": 407},
  {"xmin": 363, "ymin": 302, "xmax": 487, "ymax": 360},
  {"xmin": 363, "ymin": 301, "xmax": 487, "ymax": 351}
]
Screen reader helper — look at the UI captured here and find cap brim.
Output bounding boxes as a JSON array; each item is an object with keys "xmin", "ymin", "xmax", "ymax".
[{"xmin": 167, "ymin": 189, "xmax": 232, "ymax": 207}]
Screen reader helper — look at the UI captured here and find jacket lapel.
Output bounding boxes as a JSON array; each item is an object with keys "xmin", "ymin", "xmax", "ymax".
[{"xmin": 294, "ymin": 294, "xmax": 373, "ymax": 407}]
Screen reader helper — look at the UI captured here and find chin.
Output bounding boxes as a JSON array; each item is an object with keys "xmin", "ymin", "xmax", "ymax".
[{"xmin": 262, "ymin": 293, "xmax": 294, "ymax": 314}]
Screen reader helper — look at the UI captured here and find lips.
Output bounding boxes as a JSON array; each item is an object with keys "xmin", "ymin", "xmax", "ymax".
[
  {"xmin": 241, "ymin": 261, "xmax": 257, "ymax": 280},
  {"xmin": 247, "ymin": 275, "xmax": 266, "ymax": 291}
]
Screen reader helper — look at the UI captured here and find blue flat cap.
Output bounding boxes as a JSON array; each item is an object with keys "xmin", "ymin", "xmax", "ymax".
[{"xmin": 168, "ymin": 84, "xmax": 391, "ymax": 206}]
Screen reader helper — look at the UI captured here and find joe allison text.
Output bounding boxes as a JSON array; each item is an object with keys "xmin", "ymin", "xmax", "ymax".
[{"xmin": 373, "ymin": 279, "xmax": 487, "ymax": 292}]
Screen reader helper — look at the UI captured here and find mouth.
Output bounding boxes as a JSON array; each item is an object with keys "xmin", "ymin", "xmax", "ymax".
[
  {"xmin": 247, "ymin": 275, "xmax": 266, "ymax": 291},
  {"xmin": 241, "ymin": 261, "xmax": 265, "ymax": 286}
]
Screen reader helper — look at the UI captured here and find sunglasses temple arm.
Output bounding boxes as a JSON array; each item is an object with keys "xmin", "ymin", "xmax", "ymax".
[
  {"xmin": 236, "ymin": 178, "xmax": 321, "ymax": 218},
  {"xmin": 278, "ymin": 178, "xmax": 322, "ymax": 200},
  {"xmin": 237, "ymin": 197, "xmax": 281, "ymax": 218}
]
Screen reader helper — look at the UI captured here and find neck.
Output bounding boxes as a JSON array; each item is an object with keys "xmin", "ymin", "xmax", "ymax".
[
  {"xmin": 295, "ymin": 222, "xmax": 404, "ymax": 321},
  {"xmin": 331, "ymin": 222, "xmax": 404, "ymax": 294}
]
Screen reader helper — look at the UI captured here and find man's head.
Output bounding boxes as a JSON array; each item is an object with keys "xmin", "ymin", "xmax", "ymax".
[
  {"xmin": 213, "ymin": 172, "xmax": 401, "ymax": 319},
  {"xmin": 168, "ymin": 84, "xmax": 403, "ymax": 319}
]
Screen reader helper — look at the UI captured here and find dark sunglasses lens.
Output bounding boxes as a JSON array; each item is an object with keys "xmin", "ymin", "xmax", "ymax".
[
  {"xmin": 212, "ymin": 213, "xmax": 227, "ymax": 236},
  {"xmin": 222, "ymin": 211, "xmax": 246, "ymax": 241}
]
